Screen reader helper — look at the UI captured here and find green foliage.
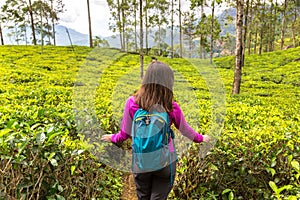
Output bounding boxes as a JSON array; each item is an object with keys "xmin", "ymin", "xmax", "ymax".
[
  {"xmin": 0, "ymin": 46, "xmax": 123, "ymax": 199},
  {"xmin": 1, "ymin": 45, "xmax": 300, "ymax": 199},
  {"xmin": 169, "ymin": 47, "xmax": 300, "ymax": 199}
]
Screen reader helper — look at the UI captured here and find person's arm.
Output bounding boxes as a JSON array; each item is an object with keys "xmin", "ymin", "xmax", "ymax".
[
  {"xmin": 101, "ymin": 97, "xmax": 134, "ymax": 143},
  {"xmin": 171, "ymin": 102, "xmax": 210, "ymax": 143}
]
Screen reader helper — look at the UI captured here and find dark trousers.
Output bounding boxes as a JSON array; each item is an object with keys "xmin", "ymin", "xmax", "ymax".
[{"xmin": 133, "ymin": 162, "xmax": 176, "ymax": 200}]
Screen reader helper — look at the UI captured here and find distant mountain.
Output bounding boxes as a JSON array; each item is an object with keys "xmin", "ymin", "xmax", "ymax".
[
  {"xmin": 1, "ymin": 8, "xmax": 236, "ymax": 48},
  {"xmin": 55, "ymin": 25, "xmax": 89, "ymax": 46},
  {"xmin": 104, "ymin": 27, "xmax": 181, "ymax": 49},
  {"xmin": 1, "ymin": 25, "xmax": 89, "ymax": 46}
]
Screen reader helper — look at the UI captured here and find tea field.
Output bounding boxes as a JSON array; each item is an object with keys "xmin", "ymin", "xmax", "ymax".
[{"xmin": 0, "ymin": 45, "xmax": 299, "ymax": 199}]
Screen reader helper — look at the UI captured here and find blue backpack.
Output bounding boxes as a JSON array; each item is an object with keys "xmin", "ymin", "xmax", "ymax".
[{"xmin": 131, "ymin": 108, "xmax": 175, "ymax": 173}]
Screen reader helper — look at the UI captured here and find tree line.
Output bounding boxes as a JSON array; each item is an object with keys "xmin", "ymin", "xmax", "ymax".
[
  {"xmin": 0, "ymin": 0, "xmax": 299, "ymax": 93},
  {"xmin": 0, "ymin": 0, "xmax": 64, "ymax": 46},
  {"xmin": 106, "ymin": 0, "xmax": 299, "ymax": 56}
]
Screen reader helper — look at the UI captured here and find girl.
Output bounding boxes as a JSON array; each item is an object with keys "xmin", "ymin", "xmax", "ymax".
[{"xmin": 101, "ymin": 61, "xmax": 210, "ymax": 200}]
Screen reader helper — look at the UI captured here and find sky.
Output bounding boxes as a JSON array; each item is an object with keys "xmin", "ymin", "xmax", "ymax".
[
  {"xmin": 59, "ymin": 0, "xmax": 114, "ymax": 37},
  {"xmin": 0, "ymin": 0, "xmax": 229, "ymax": 38},
  {"xmin": 59, "ymin": 0, "xmax": 225, "ymax": 38}
]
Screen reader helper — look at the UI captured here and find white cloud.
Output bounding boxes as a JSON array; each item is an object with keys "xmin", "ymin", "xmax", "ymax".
[{"xmin": 59, "ymin": 0, "xmax": 113, "ymax": 37}]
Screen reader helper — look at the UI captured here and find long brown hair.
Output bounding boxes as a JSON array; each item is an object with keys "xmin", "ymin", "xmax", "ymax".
[{"xmin": 135, "ymin": 61, "xmax": 174, "ymax": 112}]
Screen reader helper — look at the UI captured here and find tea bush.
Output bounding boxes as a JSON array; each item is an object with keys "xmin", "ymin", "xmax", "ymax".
[
  {"xmin": 0, "ymin": 45, "xmax": 299, "ymax": 199},
  {"xmin": 169, "ymin": 47, "xmax": 300, "ymax": 199},
  {"xmin": 0, "ymin": 46, "xmax": 123, "ymax": 199}
]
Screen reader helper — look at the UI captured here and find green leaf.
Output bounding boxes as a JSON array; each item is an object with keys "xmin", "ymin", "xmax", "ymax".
[
  {"xmin": 48, "ymin": 152, "xmax": 56, "ymax": 160},
  {"xmin": 287, "ymin": 196, "xmax": 298, "ymax": 200},
  {"xmin": 291, "ymin": 160, "xmax": 300, "ymax": 172},
  {"xmin": 47, "ymin": 132, "xmax": 62, "ymax": 142},
  {"xmin": 30, "ymin": 123, "xmax": 42, "ymax": 130},
  {"xmin": 228, "ymin": 191, "xmax": 234, "ymax": 200},
  {"xmin": 7, "ymin": 119, "xmax": 18, "ymax": 129},
  {"xmin": 209, "ymin": 163, "xmax": 219, "ymax": 171},
  {"xmin": 269, "ymin": 181, "xmax": 278, "ymax": 193},
  {"xmin": 55, "ymin": 195, "xmax": 65, "ymax": 200},
  {"xmin": 277, "ymin": 185, "xmax": 293, "ymax": 194},
  {"xmin": 271, "ymin": 157, "xmax": 277, "ymax": 167},
  {"xmin": 17, "ymin": 139, "xmax": 29, "ymax": 157},
  {"xmin": 71, "ymin": 165, "xmax": 76, "ymax": 175},
  {"xmin": 222, "ymin": 188, "xmax": 232, "ymax": 194},
  {"xmin": 0, "ymin": 128, "xmax": 11, "ymax": 137},
  {"xmin": 287, "ymin": 155, "xmax": 293, "ymax": 164},
  {"xmin": 266, "ymin": 168, "xmax": 276, "ymax": 177}
]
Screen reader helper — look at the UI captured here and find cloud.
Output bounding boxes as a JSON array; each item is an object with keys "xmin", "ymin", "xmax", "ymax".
[{"xmin": 58, "ymin": 0, "xmax": 113, "ymax": 37}]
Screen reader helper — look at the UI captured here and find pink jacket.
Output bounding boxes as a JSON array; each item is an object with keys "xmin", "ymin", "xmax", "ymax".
[{"xmin": 111, "ymin": 96, "xmax": 204, "ymax": 148}]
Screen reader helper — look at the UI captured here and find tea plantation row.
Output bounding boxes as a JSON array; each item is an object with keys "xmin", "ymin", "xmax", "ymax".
[{"xmin": 0, "ymin": 45, "xmax": 299, "ymax": 199}]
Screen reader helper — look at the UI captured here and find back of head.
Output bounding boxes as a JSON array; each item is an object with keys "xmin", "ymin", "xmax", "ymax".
[{"xmin": 135, "ymin": 61, "xmax": 174, "ymax": 112}]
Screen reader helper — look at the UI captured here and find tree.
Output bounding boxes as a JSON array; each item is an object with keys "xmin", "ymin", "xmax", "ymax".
[
  {"xmin": 87, "ymin": 0, "xmax": 93, "ymax": 48},
  {"xmin": 47, "ymin": 0, "xmax": 64, "ymax": 46},
  {"xmin": 139, "ymin": 0, "xmax": 144, "ymax": 79},
  {"xmin": 32, "ymin": 0, "xmax": 54, "ymax": 45},
  {"xmin": 242, "ymin": 0, "xmax": 249, "ymax": 65},
  {"xmin": 252, "ymin": 1, "xmax": 259, "ymax": 54},
  {"xmin": 210, "ymin": 0, "xmax": 215, "ymax": 64},
  {"xmin": 0, "ymin": 9, "xmax": 6, "ymax": 45},
  {"xmin": 170, "ymin": 0, "xmax": 176, "ymax": 58},
  {"xmin": 178, "ymin": 0, "xmax": 183, "ymax": 58},
  {"xmin": 133, "ymin": 0, "xmax": 138, "ymax": 52},
  {"xmin": 1, "ymin": 0, "xmax": 29, "ymax": 45},
  {"xmin": 1, "ymin": 0, "xmax": 47, "ymax": 45},
  {"xmin": 232, "ymin": 0, "xmax": 244, "ymax": 94},
  {"xmin": 290, "ymin": 0, "xmax": 299, "ymax": 47},
  {"xmin": 152, "ymin": 28, "xmax": 168, "ymax": 56},
  {"xmin": 190, "ymin": 0, "xmax": 207, "ymax": 59},
  {"xmin": 208, "ymin": 14, "xmax": 221, "ymax": 58},
  {"xmin": 93, "ymin": 36, "xmax": 110, "ymax": 47},
  {"xmin": 182, "ymin": 11, "xmax": 197, "ymax": 58},
  {"xmin": 107, "ymin": 0, "xmax": 124, "ymax": 50},
  {"xmin": 266, "ymin": 0, "xmax": 274, "ymax": 52},
  {"xmin": 247, "ymin": 0, "xmax": 253, "ymax": 55},
  {"xmin": 107, "ymin": 0, "xmax": 133, "ymax": 51},
  {"xmin": 272, "ymin": 0, "xmax": 279, "ymax": 51},
  {"xmin": 145, "ymin": 0, "xmax": 149, "ymax": 55},
  {"xmin": 28, "ymin": 0, "xmax": 37, "ymax": 45},
  {"xmin": 258, "ymin": 0, "xmax": 266, "ymax": 55},
  {"xmin": 280, "ymin": 0, "xmax": 288, "ymax": 50},
  {"xmin": 148, "ymin": 0, "xmax": 170, "ymax": 56},
  {"xmin": 0, "ymin": 20, "xmax": 3, "ymax": 45}
]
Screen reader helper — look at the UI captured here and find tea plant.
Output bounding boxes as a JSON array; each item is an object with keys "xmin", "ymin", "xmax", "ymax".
[
  {"xmin": 0, "ymin": 45, "xmax": 299, "ymax": 199},
  {"xmin": 0, "ymin": 46, "xmax": 123, "ymax": 199}
]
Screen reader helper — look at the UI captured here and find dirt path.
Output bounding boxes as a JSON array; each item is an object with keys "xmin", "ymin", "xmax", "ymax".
[{"xmin": 121, "ymin": 173, "xmax": 138, "ymax": 200}]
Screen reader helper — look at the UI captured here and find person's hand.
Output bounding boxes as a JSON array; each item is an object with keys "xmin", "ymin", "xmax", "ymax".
[
  {"xmin": 101, "ymin": 134, "xmax": 113, "ymax": 142},
  {"xmin": 202, "ymin": 135, "xmax": 211, "ymax": 143}
]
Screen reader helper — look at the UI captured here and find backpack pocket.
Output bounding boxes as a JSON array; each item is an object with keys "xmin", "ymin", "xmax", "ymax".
[{"xmin": 132, "ymin": 143, "xmax": 171, "ymax": 173}]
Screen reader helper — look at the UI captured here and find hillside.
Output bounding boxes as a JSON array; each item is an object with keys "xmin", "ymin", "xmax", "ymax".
[{"xmin": 0, "ymin": 45, "xmax": 299, "ymax": 199}]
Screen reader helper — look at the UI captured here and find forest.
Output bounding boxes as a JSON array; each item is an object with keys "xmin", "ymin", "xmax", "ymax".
[{"xmin": 0, "ymin": 0, "xmax": 300, "ymax": 199}]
